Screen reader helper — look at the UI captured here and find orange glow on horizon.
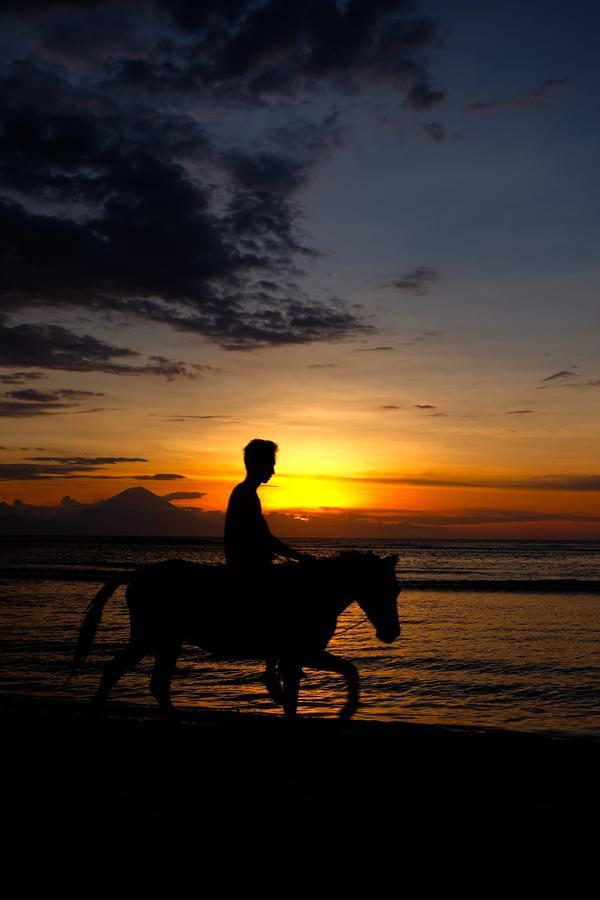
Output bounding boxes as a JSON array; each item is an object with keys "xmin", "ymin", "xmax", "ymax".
[{"xmin": 2, "ymin": 435, "xmax": 600, "ymax": 538}]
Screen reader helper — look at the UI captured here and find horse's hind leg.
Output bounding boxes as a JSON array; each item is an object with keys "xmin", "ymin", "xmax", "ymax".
[
  {"xmin": 149, "ymin": 640, "xmax": 181, "ymax": 717},
  {"xmin": 91, "ymin": 641, "xmax": 147, "ymax": 711}
]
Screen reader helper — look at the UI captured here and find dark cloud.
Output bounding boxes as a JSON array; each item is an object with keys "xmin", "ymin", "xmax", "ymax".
[
  {"xmin": 419, "ymin": 120, "xmax": 446, "ymax": 142},
  {"xmin": 158, "ymin": 414, "xmax": 228, "ymax": 420},
  {"xmin": 389, "ymin": 507, "xmax": 600, "ymax": 526},
  {"xmin": 0, "ymin": 318, "xmax": 193, "ymax": 377},
  {"xmin": 7, "ymin": 389, "xmax": 60, "ymax": 403},
  {"xmin": 507, "ymin": 409, "xmax": 534, "ymax": 415},
  {"xmin": 308, "ymin": 363, "xmax": 337, "ymax": 369},
  {"xmin": 0, "ymin": 2, "xmax": 443, "ymax": 352},
  {"xmin": 469, "ymin": 100, "xmax": 502, "ymax": 113},
  {"xmin": 163, "ymin": 491, "xmax": 206, "ymax": 501},
  {"xmin": 142, "ymin": 356, "xmax": 192, "ymax": 379},
  {"xmin": 0, "ymin": 466, "xmax": 186, "ymax": 480},
  {"xmin": 561, "ymin": 378, "xmax": 600, "ymax": 389},
  {"xmin": 6, "ymin": 388, "xmax": 104, "ymax": 402},
  {"xmin": 0, "ymin": 463, "xmax": 101, "ymax": 479},
  {"xmin": 56, "ymin": 389, "xmax": 105, "ymax": 398},
  {"xmin": 469, "ymin": 76, "xmax": 573, "ymax": 112},
  {"xmin": 128, "ymin": 1, "xmax": 444, "ymax": 108},
  {"xmin": 0, "ymin": 400, "xmax": 74, "ymax": 417},
  {"xmin": 0, "ymin": 1, "xmax": 107, "ymax": 16},
  {"xmin": 268, "ymin": 109, "xmax": 344, "ymax": 162},
  {"xmin": 26, "ymin": 456, "xmax": 147, "ymax": 464},
  {"xmin": 133, "ymin": 473, "xmax": 186, "ymax": 481},
  {"xmin": 0, "ymin": 318, "xmax": 132, "ymax": 372},
  {"xmin": 263, "ymin": 505, "xmax": 600, "ymax": 539},
  {"xmin": 222, "ymin": 150, "xmax": 309, "ymax": 196},
  {"xmin": 415, "ymin": 403, "xmax": 435, "ymax": 409},
  {"xmin": 0, "ymin": 456, "xmax": 185, "ymax": 480},
  {"xmin": 0, "ymin": 372, "xmax": 46, "ymax": 384},
  {"xmin": 381, "ymin": 405, "xmax": 400, "ymax": 409},
  {"xmin": 0, "ymin": 379, "xmax": 109, "ymax": 416},
  {"xmin": 384, "ymin": 266, "xmax": 440, "ymax": 294},
  {"xmin": 306, "ymin": 473, "xmax": 600, "ymax": 492},
  {"xmin": 37, "ymin": 11, "xmax": 149, "ymax": 68},
  {"xmin": 355, "ymin": 345, "xmax": 396, "ymax": 352},
  {"xmin": 541, "ymin": 370, "xmax": 578, "ymax": 382},
  {"xmin": 405, "ymin": 81, "xmax": 446, "ymax": 110}
]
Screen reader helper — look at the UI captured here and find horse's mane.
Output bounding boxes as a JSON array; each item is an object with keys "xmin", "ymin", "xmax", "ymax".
[
  {"xmin": 332, "ymin": 550, "xmax": 381, "ymax": 564},
  {"xmin": 308, "ymin": 550, "xmax": 383, "ymax": 578}
]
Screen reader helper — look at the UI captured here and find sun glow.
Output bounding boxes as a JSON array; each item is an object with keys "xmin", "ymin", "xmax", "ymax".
[{"xmin": 266, "ymin": 474, "xmax": 363, "ymax": 510}]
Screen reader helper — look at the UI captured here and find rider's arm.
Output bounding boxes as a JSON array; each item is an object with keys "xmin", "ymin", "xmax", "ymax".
[
  {"xmin": 257, "ymin": 512, "xmax": 303, "ymax": 560},
  {"xmin": 268, "ymin": 532, "xmax": 304, "ymax": 561},
  {"xmin": 255, "ymin": 491, "xmax": 308, "ymax": 561}
]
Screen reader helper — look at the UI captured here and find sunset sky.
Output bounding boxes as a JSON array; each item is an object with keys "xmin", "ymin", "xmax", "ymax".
[{"xmin": 1, "ymin": 0, "xmax": 599, "ymax": 538}]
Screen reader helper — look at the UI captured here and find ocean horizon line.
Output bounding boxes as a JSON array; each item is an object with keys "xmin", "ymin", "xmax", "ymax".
[{"xmin": 1, "ymin": 534, "xmax": 600, "ymax": 543}]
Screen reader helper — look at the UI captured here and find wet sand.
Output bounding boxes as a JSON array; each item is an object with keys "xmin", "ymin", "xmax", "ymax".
[{"xmin": 1, "ymin": 695, "xmax": 597, "ymax": 897}]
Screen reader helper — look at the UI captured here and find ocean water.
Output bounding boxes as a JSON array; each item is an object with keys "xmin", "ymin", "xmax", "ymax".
[{"xmin": 1, "ymin": 537, "xmax": 599, "ymax": 736}]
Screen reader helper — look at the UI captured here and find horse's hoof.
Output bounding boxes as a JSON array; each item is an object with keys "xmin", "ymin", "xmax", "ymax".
[
  {"xmin": 261, "ymin": 674, "xmax": 285, "ymax": 705},
  {"xmin": 339, "ymin": 702, "xmax": 358, "ymax": 720}
]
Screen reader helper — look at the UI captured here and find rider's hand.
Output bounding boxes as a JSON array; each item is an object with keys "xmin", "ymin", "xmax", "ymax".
[{"xmin": 297, "ymin": 553, "xmax": 316, "ymax": 563}]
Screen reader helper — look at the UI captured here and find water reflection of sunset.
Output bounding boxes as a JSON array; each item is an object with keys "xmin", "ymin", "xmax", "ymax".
[{"xmin": 5, "ymin": 568, "xmax": 598, "ymax": 733}]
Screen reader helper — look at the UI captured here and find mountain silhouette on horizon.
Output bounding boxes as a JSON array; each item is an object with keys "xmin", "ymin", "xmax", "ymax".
[
  {"xmin": 73, "ymin": 486, "xmax": 190, "ymax": 534},
  {"xmin": 0, "ymin": 486, "xmax": 225, "ymax": 536},
  {"xmin": 87, "ymin": 486, "xmax": 175, "ymax": 512}
]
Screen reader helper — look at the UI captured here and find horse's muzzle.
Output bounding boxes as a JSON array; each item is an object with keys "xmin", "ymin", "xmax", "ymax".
[{"xmin": 376, "ymin": 624, "xmax": 400, "ymax": 643}]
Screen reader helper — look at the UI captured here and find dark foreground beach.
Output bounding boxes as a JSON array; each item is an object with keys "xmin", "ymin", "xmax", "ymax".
[{"xmin": 2, "ymin": 695, "xmax": 597, "ymax": 897}]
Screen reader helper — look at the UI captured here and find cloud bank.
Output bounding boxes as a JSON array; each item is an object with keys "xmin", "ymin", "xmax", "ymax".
[{"xmin": 0, "ymin": 1, "xmax": 445, "ymax": 362}]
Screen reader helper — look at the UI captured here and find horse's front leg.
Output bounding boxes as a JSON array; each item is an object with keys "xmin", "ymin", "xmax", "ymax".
[
  {"xmin": 261, "ymin": 656, "xmax": 284, "ymax": 705},
  {"xmin": 304, "ymin": 651, "xmax": 360, "ymax": 719},
  {"xmin": 279, "ymin": 658, "xmax": 302, "ymax": 718}
]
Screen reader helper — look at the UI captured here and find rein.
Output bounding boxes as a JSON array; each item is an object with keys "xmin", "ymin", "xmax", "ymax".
[{"xmin": 337, "ymin": 614, "xmax": 368, "ymax": 635}]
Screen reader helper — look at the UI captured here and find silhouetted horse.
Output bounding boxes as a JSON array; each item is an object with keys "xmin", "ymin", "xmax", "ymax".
[{"xmin": 71, "ymin": 551, "xmax": 400, "ymax": 718}]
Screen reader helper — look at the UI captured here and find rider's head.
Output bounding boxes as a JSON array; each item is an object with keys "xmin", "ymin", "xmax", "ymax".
[{"xmin": 244, "ymin": 439, "xmax": 278, "ymax": 483}]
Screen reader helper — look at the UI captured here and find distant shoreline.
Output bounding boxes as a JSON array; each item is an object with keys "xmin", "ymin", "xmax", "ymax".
[{"xmin": 2, "ymin": 565, "xmax": 600, "ymax": 592}]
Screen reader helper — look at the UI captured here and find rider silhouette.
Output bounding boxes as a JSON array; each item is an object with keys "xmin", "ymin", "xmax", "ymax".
[
  {"xmin": 225, "ymin": 439, "xmax": 306, "ymax": 700},
  {"xmin": 225, "ymin": 439, "xmax": 304, "ymax": 572}
]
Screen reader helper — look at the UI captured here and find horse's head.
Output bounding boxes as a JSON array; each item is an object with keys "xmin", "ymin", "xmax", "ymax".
[{"xmin": 341, "ymin": 552, "xmax": 401, "ymax": 643}]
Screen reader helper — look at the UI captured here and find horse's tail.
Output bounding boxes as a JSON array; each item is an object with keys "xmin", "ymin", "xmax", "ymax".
[{"xmin": 70, "ymin": 573, "xmax": 132, "ymax": 675}]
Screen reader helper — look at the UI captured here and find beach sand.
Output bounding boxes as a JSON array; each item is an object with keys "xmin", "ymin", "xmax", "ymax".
[{"xmin": 1, "ymin": 695, "xmax": 597, "ymax": 897}]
